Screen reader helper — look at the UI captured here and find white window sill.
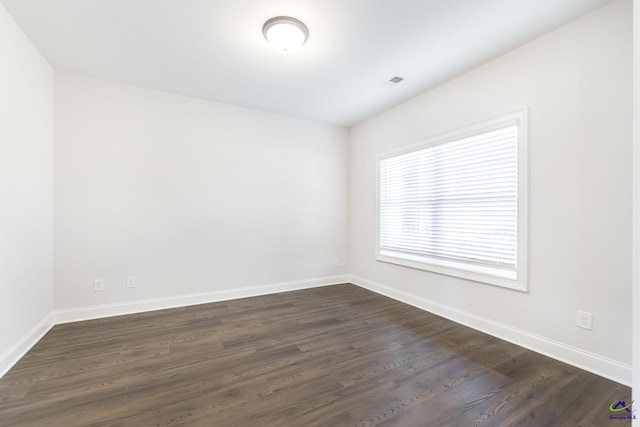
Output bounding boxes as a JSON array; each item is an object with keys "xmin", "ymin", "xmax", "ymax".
[{"xmin": 377, "ymin": 250, "xmax": 527, "ymax": 292}]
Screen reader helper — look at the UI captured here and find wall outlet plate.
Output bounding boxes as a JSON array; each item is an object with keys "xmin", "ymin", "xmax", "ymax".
[
  {"xmin": 93, "ymin": 279, "xmax": 105, "ymax": 292},
  {"xmin": 126, "ymin": 276, "xmax": 136, "ymax": 288},
  {"xmin": 576, "ymin": 310, "xmax": 593, "ymax": 330}
]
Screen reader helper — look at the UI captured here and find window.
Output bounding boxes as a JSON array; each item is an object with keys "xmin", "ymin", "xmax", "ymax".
[{"xmin": 377, "ymin": 109, "xmax": 528, "ymax": 291}]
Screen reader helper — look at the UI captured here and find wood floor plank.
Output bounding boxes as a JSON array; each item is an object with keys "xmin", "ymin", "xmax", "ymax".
[{"xmin": 0, "ymin": 284, "xmax": 630, "ymax": 426}]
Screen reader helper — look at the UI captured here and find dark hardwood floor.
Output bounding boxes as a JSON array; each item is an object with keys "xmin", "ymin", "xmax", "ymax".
[{"xmin": 0, "ymin": 284, "xmax": 631, "ymax": 426}]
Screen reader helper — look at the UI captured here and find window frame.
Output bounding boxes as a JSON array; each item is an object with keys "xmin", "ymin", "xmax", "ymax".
[{"xmin": 375, "ymin": 108, "xmax": 529, "ymax": 291}]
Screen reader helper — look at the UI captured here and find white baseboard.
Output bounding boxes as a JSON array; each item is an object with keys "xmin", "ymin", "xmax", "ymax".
[
  {"xmin": 0, "ymin": 312, "xmax": 55, "ymax": 378},
  {"xmin": 2, "ymin": 274, "xmax": 631, "ymax": 388},
  {"xmin": 55, "ymin": 275, "xmax": 350, "ymax": 324},
  {"xmin": 350, "ymin": 275, "xmax": 632, "ymax": 387},
  {"xmin": 0, "ymin": 275, "xmax": 348, "ymax": 379}
]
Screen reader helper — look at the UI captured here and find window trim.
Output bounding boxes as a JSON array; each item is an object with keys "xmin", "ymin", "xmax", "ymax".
[{"xmin": 375, "ymin": 108, "xmax": 529, "ymax": 292}]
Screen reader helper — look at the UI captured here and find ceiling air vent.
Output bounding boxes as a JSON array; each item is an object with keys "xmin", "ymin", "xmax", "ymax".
[{"xmin": 389, "ymin": 76, "xmax": 404, "ymax": 84}]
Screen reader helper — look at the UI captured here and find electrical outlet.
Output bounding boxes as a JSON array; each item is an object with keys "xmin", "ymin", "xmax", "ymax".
[
  {"xmin": 576, "ymin": 310, "xmax": 593, "ymax": 330},
  {"xmin": 126, "ymin": 276, "xmax": 136, "ymax": 288},
  {"xmin": 93, "ymin": 279, "xmax": 105, "ymax": 292},
  {"xmin": 334, "ymin": 257, "xmax": 340, "ymax": 267}
]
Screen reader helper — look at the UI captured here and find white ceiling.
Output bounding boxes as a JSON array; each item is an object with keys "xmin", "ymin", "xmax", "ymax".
[{"xmin": 2, "ymin": 0, "xmax": 615, "ymax": 127}]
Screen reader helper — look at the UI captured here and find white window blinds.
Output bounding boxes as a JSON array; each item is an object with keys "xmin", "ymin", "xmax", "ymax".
[{"xmin": 379, "ymin": 123, "xmax": 519, "ymax": 281}]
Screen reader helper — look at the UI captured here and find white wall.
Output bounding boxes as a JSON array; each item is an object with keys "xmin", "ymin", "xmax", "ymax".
[
  {"xmin": 0, "ymin": 4, "xmax": 54, "ymax": 375},
  {"xmin": 54, "ymin": 73, "xmax": 349, "ymax": 316},
  {"xmin": 350, "ymin": 0, "xmax": 633, "ymax": 383}
]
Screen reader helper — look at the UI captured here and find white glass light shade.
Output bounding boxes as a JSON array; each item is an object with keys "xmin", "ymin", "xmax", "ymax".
[{"xmin": 263, "ymin": 16, "xmax": 309, "ymax": 54}]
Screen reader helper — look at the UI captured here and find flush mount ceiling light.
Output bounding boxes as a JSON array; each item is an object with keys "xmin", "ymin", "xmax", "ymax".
[{"xmin": 262, "ymin": 16, "xmax": 309, "ymax": 54}]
